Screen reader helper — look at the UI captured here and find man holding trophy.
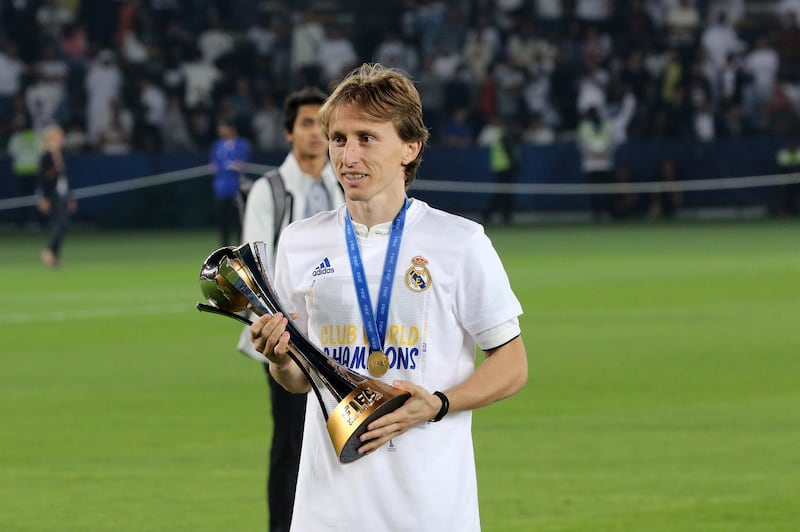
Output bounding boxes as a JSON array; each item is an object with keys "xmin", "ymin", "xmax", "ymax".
[{"xmin": 248, "ymin": 63, "xmax": 528, "ymax": 532}]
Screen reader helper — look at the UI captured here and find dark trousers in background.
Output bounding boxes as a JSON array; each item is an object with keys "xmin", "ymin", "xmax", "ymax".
[
  {"xmin": 265, "ymin": 365, "xmax": 306, "ymax": 532},
  {"xmin": 587, "ymin": 170, "xmax": 613, "ymax": 220},
  {"xmin": 216, "ymin": 198, "xmax": 241, "ymax": 246},
  {"xmin": 47, "ymin": 200, "xmax": 71, "ymax": 257},
  {"xmin": 484, "ymin": 169, "xmax": 517, "ymax": 225}
]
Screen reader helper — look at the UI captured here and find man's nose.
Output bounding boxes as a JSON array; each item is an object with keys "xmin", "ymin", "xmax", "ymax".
[{"xmin": 341, "ymin": 139, "xmax": 360, "ymax": 165}]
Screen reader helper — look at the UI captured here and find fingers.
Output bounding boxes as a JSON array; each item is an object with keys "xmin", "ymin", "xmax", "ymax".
[
  {"xmin": 356, "ymin": 383, "xmax": 439, "ymax": 454},
  {"xmin": 249, "ymin": 312, "xmax": 289, "ymax": 363}
]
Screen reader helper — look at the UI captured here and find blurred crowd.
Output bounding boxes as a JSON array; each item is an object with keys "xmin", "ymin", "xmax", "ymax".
[{"xmin": 2, "ymin": 0, "xmax": 800, "ymax": 157}]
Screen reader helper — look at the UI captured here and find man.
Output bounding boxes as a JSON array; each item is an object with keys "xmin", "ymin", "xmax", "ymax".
[
  {"xmin": 36, "ymin": 124, "xmax": 77, "ymax": 268},
  {"xmin": 237, "ymin": 86, "xmax": 344, "ymax": 532},
  {"xmin": 209, "ymin": 117, "xmax": 250, "ymax": 246},
  {"xmin": 478, "ymin": 114, "xmax": 521, "ymax": 225},
  {"xmin": 249, "ymin": 64, "xmax": 528, "ymax": 531}
]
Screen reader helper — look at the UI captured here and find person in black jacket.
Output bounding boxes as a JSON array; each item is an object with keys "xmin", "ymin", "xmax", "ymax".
[{"xmin": 36, "ymin": 125, "xmax": 77, "ymax": 268}]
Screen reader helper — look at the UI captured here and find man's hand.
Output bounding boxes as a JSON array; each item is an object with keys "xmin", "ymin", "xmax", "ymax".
[
  {"xmin": 356, "ymin": 380, "xmax": 441, "ymax": 455},
  {"xmin": 249, "ymin": 312, "xmax": 292, "ymax": 367}
]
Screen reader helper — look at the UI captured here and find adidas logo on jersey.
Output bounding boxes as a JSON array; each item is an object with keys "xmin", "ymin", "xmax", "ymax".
[{"xmin": 312, "ymin": 257, "xmax": 335, "ymax": 276}]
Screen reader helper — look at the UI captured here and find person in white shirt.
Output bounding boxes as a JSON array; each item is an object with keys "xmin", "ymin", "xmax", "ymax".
[
  {"xmin": 239, "ymin": 86, "xmax": 344, "ymax": 532},
  {"xmin": 317, "ymin": 23, "xmax": 358, "ymax": 85},
  {"xmin": 249, "ymin": 63, "xmax": 528, "ymax": 532},
  {"xmin": 84, "ymin": 49, "xmax": 122, "ymax": 145},
  {"xmin": 0, "ymin": 40, "xmax": 25, "ymax": 122}
]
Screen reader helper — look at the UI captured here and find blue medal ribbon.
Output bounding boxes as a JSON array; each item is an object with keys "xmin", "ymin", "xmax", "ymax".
[{"xmin": 344, "ymin": 198, "xmax": 409, "ymax": 355}]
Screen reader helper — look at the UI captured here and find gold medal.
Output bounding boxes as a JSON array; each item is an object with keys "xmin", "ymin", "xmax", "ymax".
[{"xmin": 367, "ymin": 350, "xmax": 389, "ymax": 377}]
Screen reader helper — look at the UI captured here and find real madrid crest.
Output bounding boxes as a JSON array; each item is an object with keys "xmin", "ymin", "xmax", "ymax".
[{"xmin": 404, "ymin": 255, "xmax": 432, "ymax": 292}]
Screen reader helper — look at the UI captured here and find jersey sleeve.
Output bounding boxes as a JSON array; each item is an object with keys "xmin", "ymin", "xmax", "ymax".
[{"xmin": 454, "ymin": 228, "xmax": 523, "ymax": 344}]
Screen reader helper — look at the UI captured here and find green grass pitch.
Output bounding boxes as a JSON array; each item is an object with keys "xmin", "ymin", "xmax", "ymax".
[{"xmin": 1, "ymin": 221, "xmax": 799, "ymax": 531}]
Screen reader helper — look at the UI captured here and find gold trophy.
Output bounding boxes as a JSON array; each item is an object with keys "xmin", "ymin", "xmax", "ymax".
[{"xmin": 196, "ymin": 242, "xmax": 409, "ymax": 463}]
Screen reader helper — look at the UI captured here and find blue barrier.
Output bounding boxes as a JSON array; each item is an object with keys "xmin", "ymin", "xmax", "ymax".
[{"xmin": 0, "ymin": 138, "xmax": 787, "ymax": 227}]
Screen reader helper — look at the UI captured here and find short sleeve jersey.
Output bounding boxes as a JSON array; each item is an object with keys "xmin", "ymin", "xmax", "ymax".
[{"xmin": 274, "ymin": 198, "xmax": 523, "ymax": 532}]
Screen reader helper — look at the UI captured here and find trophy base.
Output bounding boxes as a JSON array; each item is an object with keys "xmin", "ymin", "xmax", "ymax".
[{"xmin": 327, "ymin": 382, "xmax": 410, "ymax": 464}]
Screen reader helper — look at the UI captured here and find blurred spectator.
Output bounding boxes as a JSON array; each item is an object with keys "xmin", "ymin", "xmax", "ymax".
[
  {"xmin": 606, "ymin": 80, "xmax": 637, "ymax": 144},
  {"xmin": 374, "ymin": 30, "xmax": 419, "ymax": 76},
  {"xmin": 415, "ymin": 56, "xmax": 446, "ymax": 139},
  {"xmin": 0, "ymin": 40, "xmax": 25, "ymax": 124},
  {"xmin": 523, "ymin": 67, "xmax": 557, "ymax": 128},
  {"xmin": 187, "ymin": 102, "xmax": 214, "ymax": 149},
  {"xmin": 318, "ymin": 23, "xmax": 358, "ymax": 84},
  {"xmin": 462, "ymin": 18, "xmax": 496, "ymax": 85},
  {"xmin": 478, "ymin": 115, "xmax": 521, "ymax": 225},
  {"xmin": 36, "ymin": 124, "xmax": 77, "ymax": 268},
  {"xmin": 777, "ymin": 12, "xmax": 800, "ymax": 81},
  {"xmin": 577, "ymin": 64, "xmax": 609, "ymax": 117},
  {"xmin": 116, "ymin": 1, "xmax": 151, "ymax": 67},
  {"xmin": 506, "ymin": 21, "xmax": 542, "ymax": 75},
  {"xmin": 620, "ymin": 50, "xmax": 652, "ymax": 103},
  {"xmin": 534, "ymin": 0, "xmax": 564, "ymax": 33},
  {"xmin": 431, "ymin": 43, "xmax": 462, "ymax": 81},
  {"xmin": 36, "ymin": 43, "xmax": 69, "ymax": 92},
  {"xmin": 246, "ymin": 13, "xmax": 278, "ymax": 58},
  {"xmin": 522, "ymin": 112, "xmax": 555, "ymax": 145},
  {"xmin": 59, "ymin": 21, "xmax": 90, "ymax": 64},
  {"xmin": 442, "ymin": 63, "xmax": 473, "ymax": 117},
  {"xmin": 665, "ymin": 0, "xmax": 700, "ymax": 49},
  {"xmin": 582, "ymin": 24, "xmax": 612, "ymax": 67},
  {"xmin": 161, "ymin": 92, "xmax": 194, "ymax": 151},
  {"xmin": 252, "ymin": 93, "xmax": 288, "ymax": 152},
  {"xmin": 706, "ymin": 0, "xmax": 745, "ymax": 27},
  {"xmin": 6, "ymin": 113, "xmax": 42, "ymax": 227},
  {"xmin": 97, "ymin": 98, "xmax": 134, "ymax": 154},
  {"xmin": 701, "ymin": 11, "xmax": 745, "ymax": 76},
  {"xmin": 773, "ymin": 135, "xmax": 800, "ymax": 217},
  {"xmin": 198, "ymin": 14, "xmax": 235, "ymax": 65},
  {"xmin": 37, "ymin": 0, "xmax": 74, "ymax": 43},
  {"xmin": 492, "ymin": 60, "xmax": 527, "ymax": 119},
  {"xmin": 291, "ymin": 8, "xmax": 325, "ymax": 88},
  {"xmin": 25, "ymin": 69, "xmax": 65, "ymax": 133},
  {"xmin": 181, "ymin": 45, "xmax": 220, "ymax": 109},
  {"xmin": 440, "ymin": 107, "xmax": 475, "ymax": 147},
  {"xmin": 410, "ymin": 1, "xmax": 449, "ymax": 59},
  {"xmin": 577, "ymin": 106, "xmax": 616, "ymax": 220},
  {"xmin": 575, "ymin": 0, "xmax": 612, "ymax": 29},
  {"xmin": 776, "ymin": 0, "xmax": 800, "ymax": 22},
  {"xmin": 647, "ymin": 158, "xmax": 684, "ymax": 220},
  {"xmin": 743, "ymin": 36, "xmax": 779, "ymax": 129},
  {"xmin": 84, "ymin": 49, "xmax": 122, "ymax": 146},
  {"xmin": 765, "ymin": 80, "xmax": 799, "ymax": 137},
  {"xmin": 136, "ymin": 76, "xmax": 167, "ymax": 151},
  {"xmin": 209, "ymin": 117, "xmax": 250, "ymax": 246},
  {"xmin": 62, "ymin": 119, "xmax": 89, "ymax": 153}
]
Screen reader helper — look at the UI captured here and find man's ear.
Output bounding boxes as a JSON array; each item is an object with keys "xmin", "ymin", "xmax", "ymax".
[{"xmin": 402, "ymin": 140, "xmax": 422, "ymax": 165}]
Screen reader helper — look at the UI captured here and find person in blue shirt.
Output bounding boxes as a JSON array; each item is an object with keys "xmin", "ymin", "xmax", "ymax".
[{"xmin": 210, "ymin": 117, "xmax": 251, "ymax": 245}]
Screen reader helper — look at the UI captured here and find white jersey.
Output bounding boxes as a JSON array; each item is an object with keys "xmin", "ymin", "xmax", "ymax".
[{"xmin": 274, "ymin": 199, "xmax": 523, "ymax": 532}]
